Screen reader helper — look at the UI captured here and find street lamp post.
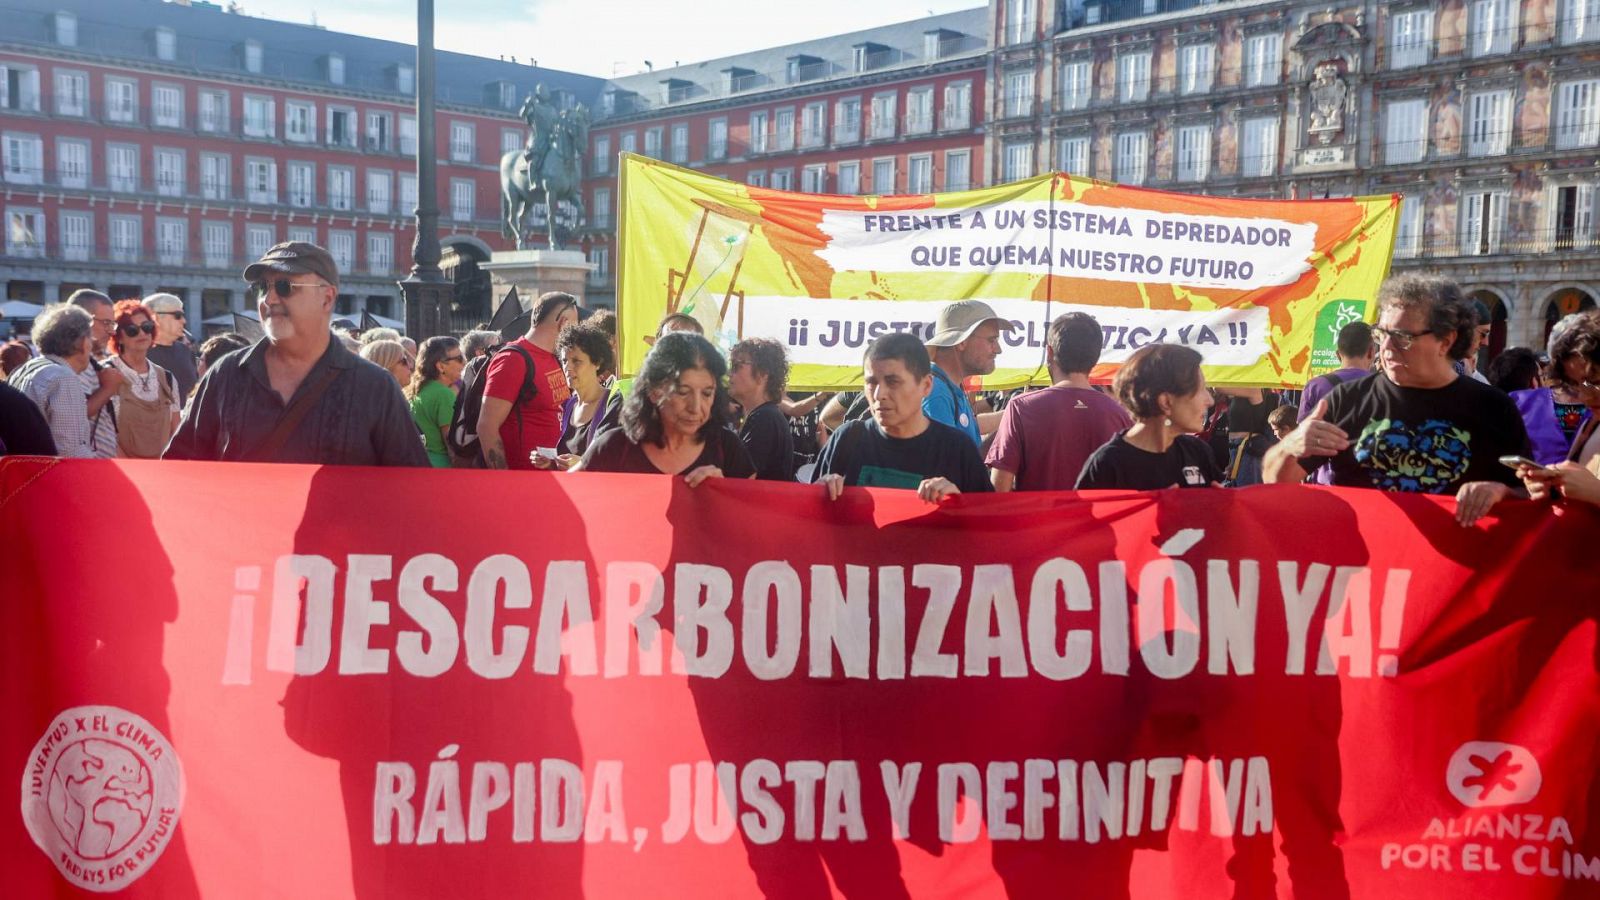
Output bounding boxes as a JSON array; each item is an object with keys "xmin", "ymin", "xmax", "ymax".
[{"xmin": 399, "ymin": 0, "xmax": 452, "ymax": 339}]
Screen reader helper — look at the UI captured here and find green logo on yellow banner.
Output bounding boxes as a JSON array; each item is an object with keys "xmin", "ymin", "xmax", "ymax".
[{"xmin": 1310, "ymin": 299, "xmax": 1367, "ymax": 375}]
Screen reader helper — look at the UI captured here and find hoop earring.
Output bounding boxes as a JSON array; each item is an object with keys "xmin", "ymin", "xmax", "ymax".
[{"xmin": 1164, "ymin": 417, "xmax": 1173, "ymax": 427}]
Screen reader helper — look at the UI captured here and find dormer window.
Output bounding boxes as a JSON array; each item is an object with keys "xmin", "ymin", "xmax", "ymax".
[
  {"xmin": 154, "ymin": 27, "xmax": 176, "ymax": 62},
  {"xmin": 924, "ymin": 28, "xmax": 961, "ymax": 60},
  {"xmin": 661, "ymin": 77, "xmax": 693, "ymax": 103},
  {"xmin": 720, "ymin": 67, "xmax": 754, "ymax": 93},
  {"xmin": 54, "ymin": 11, "xmax": 76, "ymax": 47},
  {"xmin": 326, "ymin": 54, "xmax": 345, "ymax": 85},
  {"xmin": 485, "ymin": 80, "xmax": 516, "ymax": 109},
  {"xmin": 786, "ymin": 55, "xmax": 822, "ymax": 83},
  {"xmin": 392, "ymin": 64, "xmax": 414, "ymax": 94},
  {"xmin": 853, "ymin": 42, "xmax": 889, "ymax": 73},
  {"xmin": 242, "ymin": 40, "xmax": 262, "ymax": 74}
]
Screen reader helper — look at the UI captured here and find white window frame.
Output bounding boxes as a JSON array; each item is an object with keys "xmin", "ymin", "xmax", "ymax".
[
  {"xmin": 202, "ymin": 220, "xmax": 232, "ymax": 268},
  {"xmin": 800, "ymin": 102, "xmax": 826, "ymax": 147},
  {"xmin": 943, "ymin": 81, "xmax": 972, "ymax": 130},
  {"xmin": 105, "ymin": 76, "xmax": 138, "ymax": 123},
  {"xmin": 450, "ymin": 178, "xmax": 475, "ymax": 222},
  {"xmin": 592, "ymin": 187, "xmax": 612, "ymax": 227},
  {"xmin": 1562, "ymin": 0, "xmax": 1600, "ymax": 45},
  {"xmin": 802, "ymin": 163, "xmax": 828, "ymax": 193},
  {"xmin": 1459, "ymin": 190, "xmax": 1509, "ymax": 255},
  {"xmin": 501, "ymin": 127, "xmax": 523, "ymax": 157},
  {"xmin": 774, "ymin": 107, "xmax": 795, "ymax": 152},
  {"xmin": 286, "ymin": 100, "xmax": 316, "ymax": 143},
  {"xmin": 1002, "ymin": 141, "xmax": 1033, "ymax": 183},
  {"xmin": 286, "ymin": 161, "xmax": 315, "ymax": 208},
  {"xmin": 154, "ymin": 148, "xmax": 185, "ymax": 197},
  {"xmin": 109, "ymin": 214, "xmax": 141, "ymax": 262},
  {"xmin": 870, "ymin": 93, "xmax": 898, "ymax": 139},
  {"xmin": 400, "ymin": 115, "xmax": 418, "ymax": 156},
  {"xmin": 746, "ymin": 170, "xmax": 766, "ymax": 188},
  {"xmin": 1555, "ymin": 79, "xmax": 1600, "ymax": 149},
  {"xmin": 366, "ymin": 170, "xmax": 393, "ymax": 215},
  {"xmin": 771, "ymin": 168, "xmax": 793, "ymax": 191},
  {"xmin": 0, "ymin": 63, "xmax": 41, "ymax": 112},
  {"xmin": 242, "ymin": 94, "xmax": 274, "ymax": 138},
  {"xmin": 1177, "ymin": 44, "xmax": 1214, "ymax": 96},
  {"xmin": 368, "ymin": 232, "xmax": 393, "ymax": 275},
  {"xmin": 54, "ymin": 70, "xmax": 87, "ymax": 117},
  {"xmin": 152, "ymin": 83, "xmax": 183, "ymax": 129},
  {"xmin": 449, "ymin": 121, "xmax": 475, "ymax": 162},
  {"xmin": 200, "ymin": 152, "xmax": 230, "ymax": 201},
  {"xmin": 287, "ymin": 225, "xmax": 317, "ymax": 245},
  {"xmin": 6, "ymin": 208, "xmax": 45, "ymax": 257},
  {"xmin": 907, "ymin": 154, "xmax": 933, "ymax": 194},
  {"xmin": 245, "ymin": 157, "xmax": 278, "ymax": 204},
  {"xmin": 328, "ymin": 106, "xmax": 357, "ymax": 149},
  {"xmin": 1549, "ymin": 182, "xmax": 1597, "ymax": 249},
  {"xmin": 1175, "ymin": 124, "xmax": 1211, "ymax": 182},
  {"xmin": 400, "ymin": 174, "xmax": 418, "ymax": 215},
  {"xmin": 2, "ymin": 133, "xmax": 43, "ymax": 186},
  {"xmin": 1243, "ymin": 34, "xmax": 1281, "ymax": 87},
  {"xmin": 644, "ymin": 126, "xmax": 663, "ymax": 158},
  {"xmin": 1117, "ymin": 51, "xmax": 1151, "ymax": 103},
  {"xmin": 327, "ymin": 230, "xmax": 355, "ymax": 272},
  {"xmin": 1004, "ymin": 70, "xmax": 1035, "ymax": 118},
  {"xmin": 905, "ymin": 88, "xmax": 933, "ymax": 134},
  {"xmin": 748, "ymin": 112, "xmax": 769, "ymax": 154},
  {"xmin": 837, "ymin": 161, "xmax": 861, "ymax": 195},
  {"xmin": 1469, "ymin": 0, "xmax": 1517, "ymax": 57},
  {"xmin": 1057, "ymin": 136, "xmax": 1089, "ymax": 177},
  {"xmin": 834, "ymin": 97, "xmax": 862, "ymax": 143},
  {"xmin": 155, "ymin": 28, "xmax": 176, "ymax": 62},
  {"xmin": 328, "ymin": 166, "xmax": 355, "ymax": 211},
  {"xmin": 1059, "ymin": 60, "xmax": 1091, "ymax": 111},
  {"xmin": 671, "ymin": 122, "xmax": 690, "ymax": 163},
  {"xmin": 1115, "ymin": 131, "xmax": 1149, "ymax": 185},
  {"xmin": 246, "ymin": 224, "xmax": 275, "ymax": 262},
  {"xmin": 156, "ymin": 217, "xmax": 187, "ymax": 266},
  {"xmin": 1466, "ymin": 90, "xmax": 1512, "ymax": 157},
  {"xmin": 367, "ymin": 112, "xmax": 395, "ymax": 153},
  {"xmin": 594, "ymin": 134, "xmax": 614, "ymax": 171},
  {"xmin": 1239, "ymin": 116, "xmax": 1280, "ymax": 178},
  {"xmin": 1005, "ymin": 0, "xmax": 1036, "ymax": 45},
  {"xmin": 1395, "ymin": 194, "xmax": 1424, "ymax": 258},
  {"xmin": 243, "ymin": 40, "xmax": 262, "ymax": 74},
  {"xmin": 60, "ymin": 210, "xmax": 91, "ymax": 262},
  {"xmin": 871, "ymin": 157, "xmax": 895, "ymax": 195},
  {"xmin": 56, "ymin": 138, "xmax": 89, "ymax": 189},
  {"xmin": 944, "ymin": 149, "xmax": 970, "ymax": 192},
  {"xmin": 1391, "ymin": 10, "xmax": 1434, "ymax": 69},
  {"xmin": 1384, "ymin": 97, "xmax": 1428, "ymax": 164},
  {"xmin": 707, "ymin": 120, "xmax": 727, "ymax": 160},
  {"xmin": 106, "ymin": 143, "xmax": 140, "ymax": 193},
  {"xmin": 198, "ymin": 90, "xmax": 228, "ymax": 134}
]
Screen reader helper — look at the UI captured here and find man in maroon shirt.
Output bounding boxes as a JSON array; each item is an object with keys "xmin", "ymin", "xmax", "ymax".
[
  {"xmin": 986, "ymin": 312, "xmax": 1131, "ymax": 491},
  {"xmin": 476, "ymin": 291, "xmax": 578, "ymax": 469}
]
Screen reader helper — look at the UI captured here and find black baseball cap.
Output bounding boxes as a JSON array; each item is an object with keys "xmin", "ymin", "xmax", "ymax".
[{"xmin": 243, "ymin": 241, "xmax": 340, "ymax": 287}]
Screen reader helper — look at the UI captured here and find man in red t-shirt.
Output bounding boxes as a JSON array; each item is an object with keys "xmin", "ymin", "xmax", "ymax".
[
  {"xmin": 986, "ymin": 312, "xmax": 1131, "ymax": 491},
  {"xmin": 476, "ymin": 291, "xmax": 578, "ymax": 469}
]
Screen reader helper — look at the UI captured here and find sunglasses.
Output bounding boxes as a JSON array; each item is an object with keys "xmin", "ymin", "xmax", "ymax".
[
  {"xmin": 255, "ymin": 279, "xmax": 326, "ymax": 299},
  {"xmin": 155, "ymin": 310, "xmax": 186, "ymax": 320},
  {"xmin": 1371, "ymin": 326, "xmax": 1429, "ymax": 352},
  {"xmin": 120, "ymin": 321, "xmax": 157, "ymax": 337}
]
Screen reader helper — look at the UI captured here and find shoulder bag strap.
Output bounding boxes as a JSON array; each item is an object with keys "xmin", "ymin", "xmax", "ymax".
[{"xmin": 250, "ymin": 366, "xmax": 343, "ymax": 460}]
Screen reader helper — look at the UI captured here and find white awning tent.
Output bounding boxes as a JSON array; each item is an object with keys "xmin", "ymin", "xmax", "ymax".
[
  {"xmin": 1, "ymin": 300, "xmax": 46, "ymax": 320},
  {"xmin": 202, "ymin": 310, "xmax": 404, "ymax": 332}
]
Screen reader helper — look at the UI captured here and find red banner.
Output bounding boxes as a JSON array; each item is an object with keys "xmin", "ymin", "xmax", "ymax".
[{"xmin": 3, "ymin": 458, "xmax": 1598, "ymax": 899}]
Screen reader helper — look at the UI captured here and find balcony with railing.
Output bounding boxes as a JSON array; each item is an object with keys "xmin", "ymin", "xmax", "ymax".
[
  {"xmin": 903, "ymin": 112, "xmax": 934, "ymax": 135},
  {"xmin": 941, "ymin": 104, "xmax": 972, "ymax": 130}
]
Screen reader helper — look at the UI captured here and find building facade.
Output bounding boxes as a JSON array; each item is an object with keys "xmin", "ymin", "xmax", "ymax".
[
  {"xmin": 0, "ymin": 0, "xmax": 600, "ymax": 331},
  {"xmin": 992, "ymin": 0, "xmax": 1600, "ymax": 353},
  {"xmin": 577, "ymin": 9, "xmax": 990, "ymax": 309}
]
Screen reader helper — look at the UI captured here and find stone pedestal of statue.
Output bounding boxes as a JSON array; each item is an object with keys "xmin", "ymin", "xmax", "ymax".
[{"xmin": 481, "ymin": 249, "xmax": 595, "ymax": 308}]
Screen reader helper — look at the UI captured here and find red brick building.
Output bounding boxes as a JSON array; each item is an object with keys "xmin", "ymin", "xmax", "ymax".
[
  {"xmin": 0, "ymin": 0, "xmax": 600, "ymax": 330},
  {"xmin": 577, "ymin": 8, "xmax": 990, "ymax": 308}
]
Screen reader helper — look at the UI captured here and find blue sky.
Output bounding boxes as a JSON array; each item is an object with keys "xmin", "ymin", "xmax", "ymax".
[{"xmin": 252, "ymin": 0, "xmax": 986, "ymax": 77}]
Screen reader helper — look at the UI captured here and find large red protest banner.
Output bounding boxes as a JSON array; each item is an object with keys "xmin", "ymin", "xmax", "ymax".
[{"xmin": 3, "ymin": 457, "xmax": 1598, "ymax": 899}]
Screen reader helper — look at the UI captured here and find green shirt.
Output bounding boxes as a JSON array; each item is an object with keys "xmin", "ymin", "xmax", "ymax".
[{"xmin": 410, "ymin": 379, "xmax": 456, "ymax": 460}]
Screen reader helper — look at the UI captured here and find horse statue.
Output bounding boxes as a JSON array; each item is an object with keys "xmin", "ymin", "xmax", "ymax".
[{"xmin": 500, "ymin": 99, "xmax": 589, "ymax": 251}]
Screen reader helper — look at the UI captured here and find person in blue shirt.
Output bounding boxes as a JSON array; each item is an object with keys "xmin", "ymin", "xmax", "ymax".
[{"xmin": 922, "ymin": 300, "xmax": 1014, "ymax": 447}]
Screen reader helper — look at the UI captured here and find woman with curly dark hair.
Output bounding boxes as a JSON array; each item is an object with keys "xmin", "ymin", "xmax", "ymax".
[
  {"xmin": 533, "ymin": 322, "xmax": 621, "ymax": 470},
  {"xmin": 571, "ymin": 332, "xmax": 754, "ymax": 483}
]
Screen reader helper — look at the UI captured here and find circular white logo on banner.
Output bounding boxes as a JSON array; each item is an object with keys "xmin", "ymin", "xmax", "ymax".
[
  {"xmin": 19, "ymin": 706, "xmax": 185, "ymax": 892},
  {"xmin": 1446, "ymin": 741, "xmax": 1542, "ymax": 808}
]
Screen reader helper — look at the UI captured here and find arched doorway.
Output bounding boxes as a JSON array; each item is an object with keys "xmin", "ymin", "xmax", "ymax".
[
  {"xmin": 1543, "ymin": 287, "xmax": 1597, "ymax": 346},
  {"xmin": 1467, "ymin": 289, "xmax": 1508, "ymax": 370},
  {"xmin": 441, "ymin": 237, "xmax": 493, "ymax": 333}
]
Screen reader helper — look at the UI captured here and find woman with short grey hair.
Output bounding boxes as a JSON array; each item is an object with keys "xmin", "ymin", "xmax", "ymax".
[{"xmin": 7, "ymin": 304, "xmax": 96, "ymax": 457}]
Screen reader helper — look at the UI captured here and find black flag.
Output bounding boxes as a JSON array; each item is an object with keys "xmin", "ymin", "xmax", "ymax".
[
  {"xmin": 232, "ymin": 311, "xmax": 265, "ymax": 342},
  {"xmin": 360, "ymin": 310, "xmax": 382, "ymax": 333},
  {"xmin": 488, "ymin": 286, "xmax": 522, "ymax": 333},
  {"xmin": 499, "ymin": 312, "xmax": 530, "ymax": 343}
]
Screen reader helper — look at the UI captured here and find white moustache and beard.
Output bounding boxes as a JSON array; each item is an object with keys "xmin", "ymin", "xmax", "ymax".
[{"xmin": 261, "ymin": 305, "xmax": 296, "ymax": 342}]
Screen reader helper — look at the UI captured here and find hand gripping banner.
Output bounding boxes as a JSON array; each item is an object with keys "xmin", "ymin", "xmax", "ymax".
[
  {"xmin": 4, "ymin": 458, "xmax": 1598, "ymax": 898},
  {"xmin": 616, "ymin": 154, "xmax": 1398, "ymax": 390}
]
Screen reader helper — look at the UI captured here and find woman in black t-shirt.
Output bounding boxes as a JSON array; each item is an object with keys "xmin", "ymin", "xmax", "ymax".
[
  {"xmin": 1076, "ymin": 344, "xmax": 1224, "ymax": 491},
  {"xmin": 573, "ymin": 332, "xmax": 755, "ymax": 482}
]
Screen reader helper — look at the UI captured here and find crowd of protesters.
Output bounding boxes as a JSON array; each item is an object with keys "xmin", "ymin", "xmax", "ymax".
[{"xmin": 2, "ymin": 240, "xmax": 1597, "ymax": 518}]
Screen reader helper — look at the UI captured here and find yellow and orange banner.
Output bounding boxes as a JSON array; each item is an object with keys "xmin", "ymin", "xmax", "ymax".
[{"xmin": 617, "ymin": 154, "xmax": 1397, "ymax": 389}]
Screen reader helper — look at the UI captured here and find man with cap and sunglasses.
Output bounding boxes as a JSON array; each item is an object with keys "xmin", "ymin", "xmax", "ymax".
[
  {"xmin": 164, "ymin": 241, "xmax": 428, "ymax": 467},
  {"xmin": 143, "ymin": 292, "xmax": 201, "ymax": 401}
]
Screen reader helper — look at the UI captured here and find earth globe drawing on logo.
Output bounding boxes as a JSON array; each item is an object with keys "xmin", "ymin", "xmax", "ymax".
[{"xmin": 47, "ymin": 738, "xmax": 154, "ymax": 860}]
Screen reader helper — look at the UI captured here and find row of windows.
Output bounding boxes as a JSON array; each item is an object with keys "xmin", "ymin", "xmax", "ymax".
[
  {"xmin": 40, "ymin": 11, "xmax": 410, "ymax": 89},
  {"xmin": 1391, "ymin": 184, "xmax": 1597, "ymax": 257},
  {"xmin": 0, "ymin": 134, "xmax": 503, "ymax": 220},
  {"xmin": 593, "ymin": 82, "xmax": 975, "ymax": 172},
  {"xmin": 1004, "ymin": 0, "xmax": 1599, "ymax": 52},
  {"xmin": 0, "ymin": 62, "xmax": 522, "ymax": 162},
  {"xmin": 999, "ymin": 117, "xmax": 1282, "ymax": 186},
  {"xmin": 1382, "ymin": 80, "xmax": 1600, "ymax": 163},
  {"xmin": 1035, "ymin": 33, "xmax": 1283, "ymax": 114},
  {"xmin": 3, "ymin": 207, "xmax": 401, "ymax": 275}
]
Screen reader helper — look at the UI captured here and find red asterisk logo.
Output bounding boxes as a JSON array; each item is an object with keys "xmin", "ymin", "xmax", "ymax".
[{"xmin": 1461, "ymin": 750, "xmax": 1523, "ymax": 801}]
